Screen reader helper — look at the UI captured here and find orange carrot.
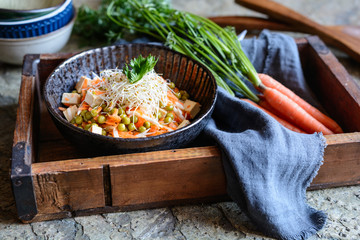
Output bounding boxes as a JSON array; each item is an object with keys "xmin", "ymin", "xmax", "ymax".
[
  {"xmin": 258, "ymin": 73, "xmax": 343, "ymax": 133},
  {"xmin": 78, "ymin": 102, "xmax": 90, "ymax": 111},
  {"xmin": 258, "ymin": 96, "xmax": 286, "ymax": 119},
  {"xmin": 167, "ymin": 90, "xmax": 179, "ymax": 104},
  {"xmin": 261, "ymin": 86, "xmax": 334, "ymax": 135},
  {"xmin": 80, "ymin": 90, "xmax": 86, "ymax": 102},
  {"xmin": 135, "ymin": 116, "xmax": 146, "ymax": 128},
  {"xmin": 241, "ymin": 99, "xmax": 306, "ymax": 133}
]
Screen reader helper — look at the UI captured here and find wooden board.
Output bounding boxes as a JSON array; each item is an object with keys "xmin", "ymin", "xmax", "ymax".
[{"xmin": 11, "ymin": 36, "xmax": 360, "ymax": 223}]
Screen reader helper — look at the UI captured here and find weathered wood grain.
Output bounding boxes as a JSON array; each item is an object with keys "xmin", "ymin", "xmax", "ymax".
[
  {"xmin": 12, "ymin": 35, "xmax": 360, "ymax": 222},
  {"xmin": 110, "ymin": 147, "xmax": 226, "ymax": 207},
  {"xmin": 32, "ymin": 164, "xmax": 105, "ymax": 215},
  {"xmin": 235, "ymin": 0, "xmax": 360, "ymax": 62}
]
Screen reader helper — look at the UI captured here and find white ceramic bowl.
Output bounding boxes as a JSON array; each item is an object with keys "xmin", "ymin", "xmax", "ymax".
[
  {"xmin": 0, "ymin": 10, "xmax": 75, "ymax": 65},
  {"xmin": 0, "ymin": 0, "xmax": 65, "ymax": 21},
  {"xmin": 0, "ymin": 0, "xmax": 73, "ymax": 38}
]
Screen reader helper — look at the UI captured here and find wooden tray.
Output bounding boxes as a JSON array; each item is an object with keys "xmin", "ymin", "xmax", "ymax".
[{"xmin": 11, "ymin": 36, "xmax": 360, "ymax": 223}]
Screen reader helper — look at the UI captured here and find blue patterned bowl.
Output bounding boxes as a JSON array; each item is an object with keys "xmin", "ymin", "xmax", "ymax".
[
  {"xmin": 43, "ymin": 44, "xmax": 217, "ymax": 154},
  {"xmin": 0, "ymin": 0, "xmax": 73, "ymax": 38},
  {"xmin": 0, "ymin": 0, "xmax": 65, "ymax": 21}
]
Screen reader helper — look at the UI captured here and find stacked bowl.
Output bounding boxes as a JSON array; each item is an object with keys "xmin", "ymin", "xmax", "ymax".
[{"xmin": 0, "ymin": 0, "xmax": 75, "ymax": 65}]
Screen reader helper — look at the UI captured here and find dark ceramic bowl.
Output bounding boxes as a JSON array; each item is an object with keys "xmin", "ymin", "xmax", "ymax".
[{"xmin": 43, "ymin": 43, "xmax": 217, "ymax": 154}]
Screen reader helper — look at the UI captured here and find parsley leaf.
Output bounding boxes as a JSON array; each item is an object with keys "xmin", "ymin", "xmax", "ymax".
[{"xmin": 123, "ymin": 55, "xmax": 158, "ymax": 84}]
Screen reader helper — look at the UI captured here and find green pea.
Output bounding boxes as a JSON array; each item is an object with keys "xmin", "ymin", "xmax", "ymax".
[
  {"xmin": 101, "ymin": 104, "xmax": 107, "ymax": 109},
  {"xmin": 70, "ymin": 118, "xmax": 76, "ymax": 124},
  {"xmin": 174, "ymin": 92, "xmax": 181, "ymax": 99},
  {"xmin": 78, "ymin": 126, "xmax": 83, "ymax": 129},
  {"xmin": 165, "ymin": 105, "xmax": 174, "ymax": 111},
  {"xmin": 122, "ymin": 117, "xmax": 131, "ymax": 125},
  {"xmin": 85, "ymin": 112, "xmax": 93, "ymax": 121},
  {"xmin": 166, "ymin": 112, "xmax": 174, "ymax": 119},
  {"xmin": 80, "ymin": 110, "xmax": 87, "ymax": 117},
  {"xmin": 155, "ymin": 112, "xmax": 162, "ymax": 119},
  {"xmin": 118, "ymin": 108, "xmax": 125, "ymax": 115},
  {"xmin": 72, "ymin": 90, "xmax": 77, "ymax": 93},
  {"xmin": 97, "ymin": 115, "xmax": 106, "ymax": 124},
  {"xmin": 110, "ymin": 108, "xmax": 118, "ymax": 115},
  {"xmin": 75, "ymin": 115, "xmax": 83, "ymax": 125},
  {"xmin": 164, "ymin": 116, "xmax": 172, "ymax": 124},
  {"xmin": 181, "ymin": 92, "xmax": 190, "ymax": 101},
  {"xmin": 143, "ymin": 121, "xmax": 151, "ymax": 129},
  {"xmin": 138, "ymin": 126, "xmax": 146, "ymax": 133},
  {"xmin": 130, "ymin": 115, "xmax": 138, "ymax": 123},
  {"xmin": 91, "ymin": 109, "xmax": 99, "ymax": 117},
  {"xmin": 117, "ymin": 123, "xmax": 127, "ymax": 132},
  {"xmin": 84, "ymin": 124, "xmax": 92, "ymax": 130},
  {"xmin": 180, "ymin": 90, "xmax": 186, "ymax": 96},
  {"xmin": 102, "ymin": 129, "xmax": 107, "ymax": 136},
  {"xmin": 128, "ymin": 123, "xmax": 136, "ymax": 131},
  {"xmin": 91, "ymin": 123, "xmax": 98, "ymax": 127},
  {"xmin": 169, "ymin": 82, "xmax": 175, "ymax": 89}
]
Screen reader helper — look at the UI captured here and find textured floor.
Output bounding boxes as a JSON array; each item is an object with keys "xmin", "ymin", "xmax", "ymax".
[{"xmin": 1, "ymin": 0, "xmax": 359, "ymax": 239}]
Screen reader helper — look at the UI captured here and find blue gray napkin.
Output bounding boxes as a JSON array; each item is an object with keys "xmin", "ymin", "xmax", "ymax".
[
  {"xmin": 203, "ymin": 30, "xmax": 327, "ymax": 239},
  {"xmin": 116, "ymin": 30, "xmax": 327, "ymax": 239}
]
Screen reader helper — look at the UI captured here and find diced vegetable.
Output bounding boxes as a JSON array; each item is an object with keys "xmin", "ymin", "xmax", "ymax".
[{"xmin": 61, "ymin": 55, "xmax": 200, "ymax": 138}]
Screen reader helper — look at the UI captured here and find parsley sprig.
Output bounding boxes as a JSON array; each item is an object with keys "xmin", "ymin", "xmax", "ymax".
[{"xmin": 123, "ymin": 55, "xmax": 158, "ymax": 84}]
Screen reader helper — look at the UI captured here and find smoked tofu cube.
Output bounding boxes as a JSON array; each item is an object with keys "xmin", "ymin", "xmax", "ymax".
[
  {"xmin": 75, "ymin": 76, "xmax": 91, "ymax": 93},
  {"xmin": 84, "ymin": 91, "xmax": 103, "ymax": 107},
  {"xmin": 63, "ymin": 105, "xmax": 78, "ymax": 122},
  {"xmin": 183, "ymin": 100, "xmax": 201, "ymax": 119},
  {"xmin": 90, "ymin": 124, "xmax": 103, "ymax": 135},
  {"xmin": 177, "ymin": 120, "xmax": 190, "ymax": 129},
  {"xmin": 61, "ymin": 93, "xmax": 81, "ymax": 106}
]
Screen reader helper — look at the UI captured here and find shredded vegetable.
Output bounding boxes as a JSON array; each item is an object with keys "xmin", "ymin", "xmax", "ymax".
[{"xmin": 60, "ymin": 55, "xmax": 201, "ymax": 138}]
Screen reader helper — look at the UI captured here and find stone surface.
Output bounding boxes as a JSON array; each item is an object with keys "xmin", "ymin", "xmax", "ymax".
[{"xmin": 1, "ymin": 0, "xmax": 360, "ymax": 239}]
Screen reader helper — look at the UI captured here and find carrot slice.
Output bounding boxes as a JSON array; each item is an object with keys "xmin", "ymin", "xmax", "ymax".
[{"xmin": 258, "ymin": 73, "xmax": 343, "ymax": 133}]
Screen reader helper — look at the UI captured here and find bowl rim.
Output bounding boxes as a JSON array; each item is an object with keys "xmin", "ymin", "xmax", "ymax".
[
  {"xmin": 0, "ymin": 0, "xmax": 71, "ymax": 25},
  {"xmin": 43, "ymin": 43, "xmax": 218, "ymax": 144},
  {"xmin": 0, "ymin": 0, "xmax": 65, "ymax": 14},
  {"xmin": 0, "ymin": 8, "xmax": 76, "ymax": 42}
]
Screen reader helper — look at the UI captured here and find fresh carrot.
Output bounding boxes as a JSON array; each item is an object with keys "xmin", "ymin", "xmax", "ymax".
[
  {"xmin": 167, "ymin": 90, "xmax": 179, "ymax": 104},
  {"xmin": 135, "ymin": 116, "xmax": 146, "ymax": 128},
  {"xmin": 257, "ymin": 96, "xmax": 286, "ymax": 119},
  {"xmin": 80, "ymin": 89, "xmax": 86, "ymax": 102},
  {"xmin": 260, "ymin": 86, "xmax": 334, "ymax": 135},
  {"xmin": 258, "ymin": 73, "xmax": 343, "ymax": 133},
  {"xmin": 241, "ymin": 99, "xmax": 306, "ymax": 133},
  {"xmin": 78, "ymin": 102, "xmax": 90, "ymax": 111}
]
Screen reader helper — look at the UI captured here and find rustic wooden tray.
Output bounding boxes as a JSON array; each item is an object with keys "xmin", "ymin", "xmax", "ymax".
[{"xmin": 11, "ymin": 36, "xmax": 360, "ymax": 223}]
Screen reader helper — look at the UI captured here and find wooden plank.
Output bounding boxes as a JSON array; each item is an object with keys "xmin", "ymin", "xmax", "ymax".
[
  {"xmin": 14, "ymin": 35, "xmax": 360, "ymax": 222},
  {"xmin": 303, "ymin": 36, "xmax": 360, "ymax": 132},
  {"xmin": 32, "ymin": 163, "xmax": 105, "ymax": 215},
  {"xmin": 310, "ymin": 133, "xmax": 360, "ymax": 189},
  {"xmin": 110, "ymin": 147, "xmax": 226, "ymax": 207},
  {"xmin": 11, "ymin": 73, "xmax": 38, "ymax": 222}
]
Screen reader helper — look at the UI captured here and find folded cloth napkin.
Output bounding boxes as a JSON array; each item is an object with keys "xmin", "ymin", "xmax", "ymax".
[{"xmin": 203, "ymin": 30, "xmax": 327, "ymax": 239}]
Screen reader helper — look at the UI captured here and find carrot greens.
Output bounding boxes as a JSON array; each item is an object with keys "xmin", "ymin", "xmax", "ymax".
[{"xmin": 74, "ymin": 0, "xmax": 260, "ymax": 102}]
